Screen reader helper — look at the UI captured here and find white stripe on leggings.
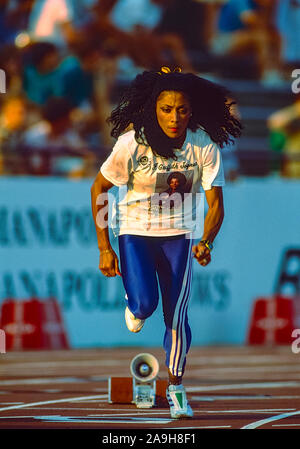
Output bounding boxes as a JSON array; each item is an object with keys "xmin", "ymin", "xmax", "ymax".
[
  {"xmin": 174, "ymin": 253, "xmax": 192, "ymax": 375},
  {"xmin": 169, "ymin": 238, "xmax": 193, "ymax": 376},
  {"xmin": 174, "ymin": 256, "xmax": 193, "ymax": 375}
]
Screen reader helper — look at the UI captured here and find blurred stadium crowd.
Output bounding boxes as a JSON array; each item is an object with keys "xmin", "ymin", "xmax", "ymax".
[{"xmin": 0, "ymin": 0, "xmax": 299, "ymax": 179}]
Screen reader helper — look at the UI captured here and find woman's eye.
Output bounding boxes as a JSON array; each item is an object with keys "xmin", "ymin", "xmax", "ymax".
[{"xmin": 161, "ymin": 107, "xmax": 189, "ymax": 114}]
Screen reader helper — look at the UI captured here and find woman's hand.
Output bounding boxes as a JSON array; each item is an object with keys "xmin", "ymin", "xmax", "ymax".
[
  {"xmin": 99, "ymin": 249, "xmax": 122, "ymax": 277},
  {"xmin": 192, "ymin": 242, "xmax": 211, "ymax": 267}
]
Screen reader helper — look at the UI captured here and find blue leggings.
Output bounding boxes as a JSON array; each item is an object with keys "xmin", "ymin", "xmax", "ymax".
[{"xmin": 118, "ymin": 233, "xmax": 193, "ymax": 377}]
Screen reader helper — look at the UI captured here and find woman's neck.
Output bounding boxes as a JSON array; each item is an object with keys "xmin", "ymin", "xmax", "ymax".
[{"xmin": 174, "ymin": 129, "xmax": 187, "ymax": 149}]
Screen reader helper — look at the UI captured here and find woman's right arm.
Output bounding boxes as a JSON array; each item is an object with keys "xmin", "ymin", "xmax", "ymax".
[{"xmin": 91, "ymin": 171, "xmax": 121, "ymax": 277}]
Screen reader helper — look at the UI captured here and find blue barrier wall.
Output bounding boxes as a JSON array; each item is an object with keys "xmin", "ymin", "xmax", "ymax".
[{"xmin": 0, "ymin": 176, "xmax": 299, "ymax": 347}]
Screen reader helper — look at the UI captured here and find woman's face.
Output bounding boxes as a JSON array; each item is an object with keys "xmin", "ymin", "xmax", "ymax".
[
  {"xmin": 156, "ymin": 90, "xmax": 192, "ymax": 140},
  {"xmin": 169, "ymin": 177, "xmax": 180, "ymax": 191}
]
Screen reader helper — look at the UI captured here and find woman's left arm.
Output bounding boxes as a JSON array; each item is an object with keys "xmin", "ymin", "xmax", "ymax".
[{"xmin": 192, "ymin": 186, "xmax": 224, "ymax": 266}]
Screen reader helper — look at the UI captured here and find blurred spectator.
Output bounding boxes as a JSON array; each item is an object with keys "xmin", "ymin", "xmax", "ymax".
[
  {"xmin": 0, "ymin": 0, "xmax": 19, "ymax": 45},
  {"xmin": 210, "ymin": 0, "xmax": 284, "ymax": 85},
  {"xmin": 22, "ymin": 97, "xmax": 95, "ymax": 177},
  {"xmin": 276, "ymin": 0, "xmax": 300, "ymax": 73},
  {"xmin": 154, "ymin": 0, "xmax": 208, "ymax": 54},
  {"xmin": 0, "ymin": 0, "xmax": 33, "ymax": 43},
  {"xmin": 0, "ymin": 44, "xmax": 23, "ymax": 95},
  {"xmin": 110, "ymin": 0, "xmax": 162, "ymax": 31},
  {"xmin": 22, "ymin": 42, "xmax": 89, "ymax": 107},
  {"xmin": 0, "ymin": 95, "xmax": 28, "ymax": 174},
  {"xmin": 89, "ymin": 0, "xmax": 194, "ymax": 75},
  {"xmin": 70, "ymin": 37, "xmax": 119, "ymax": 148},
  {"xmin": 126, "ymin": 24, "xmax": 194, "ymax": 73},
  {"xmin": 28, "ymin": 0, "xmax": 97, "ymax": 49},
  {"xmin": 0, "ymin": 0, "xmax": 34, "ymax": 53},
  {"xmin": 267, "ymin": 93, "xmax": 300, "ymax": 178}
]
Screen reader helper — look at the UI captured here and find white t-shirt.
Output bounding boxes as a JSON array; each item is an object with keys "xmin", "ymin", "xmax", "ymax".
[{"xmin": 100, "ymin": 128, "xmax": 225, "ymax": 237}]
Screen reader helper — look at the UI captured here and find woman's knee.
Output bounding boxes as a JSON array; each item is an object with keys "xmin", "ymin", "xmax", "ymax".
[{"xmin": 129, "ymin": 294, "xmax": 158, "ymax": 320}]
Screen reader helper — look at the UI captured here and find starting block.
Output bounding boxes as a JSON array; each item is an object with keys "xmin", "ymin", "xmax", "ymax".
[{"xmin": 108, "ymin": 353, "xmax": 168, "ymax": 408}]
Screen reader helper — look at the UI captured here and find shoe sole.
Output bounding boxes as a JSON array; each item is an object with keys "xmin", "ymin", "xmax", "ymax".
[
  {"xmin": 170, "ymin": 409, "xmax": 194, "ymax": 419},
  {"xmin": 129, "ymin": 325, "xmax": 144, "ymax": 333}
]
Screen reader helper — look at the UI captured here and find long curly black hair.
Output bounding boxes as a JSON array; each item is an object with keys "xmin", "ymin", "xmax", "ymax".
[{"xmin": 108, "ymin": 69, "xmax": 242, "ymax": 159}]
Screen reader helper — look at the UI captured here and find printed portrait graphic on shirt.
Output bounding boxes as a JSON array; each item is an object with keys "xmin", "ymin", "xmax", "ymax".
[{"xmin": 153, "ymin": 170, "xmax": 194, "ymax": 210}]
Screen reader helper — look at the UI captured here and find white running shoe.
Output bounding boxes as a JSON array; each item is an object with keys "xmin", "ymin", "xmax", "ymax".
[
  {"xmin": 125, "ymin": 306, "xmax": 145, "ymax": 333},
  {"xmin": 166, "ymin": 384, "xmax": 194, "ymax": 419}
]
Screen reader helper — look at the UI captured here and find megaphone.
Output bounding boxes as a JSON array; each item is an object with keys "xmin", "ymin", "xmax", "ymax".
[
  {"xmin": 130, "ymin": 353, "xmax": 159, "ymax": 383},
  {"xmin": 130, "ymin": 353, "xmax": 159, "ymax": 408}
]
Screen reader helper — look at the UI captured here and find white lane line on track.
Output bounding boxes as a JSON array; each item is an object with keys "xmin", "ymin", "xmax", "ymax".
[
  {"xmin": 189, "ymin": 355, "xmax": 296, "ymax": 365},
  {"xmin": 189, "ymin": 369, "xmax": 300, "ymax": 376},
  {"xmin": 0, "ymin": 416, "xmax": 38, "ymax": 419},
  {"xmin": 273, "ymin": 424, "xmax": 300, "ymax": 427},
  {"xmin": 191, "ymin": 395, "xmax": 300, "ymax": 401},
  {"xmin": 241, "ymin": 410, "xmax": 300, "ymax": 429},
  {"xmin": 0, "ymin": 410, "xmax": 167, "ymax": 417},
  {"xmin": 24, "ymin": 405, "xmax": 143, "ymax": 413},
  {"xmin": 9, "ymin": 407, "xmax": 115, "ymax": 412},
  {"xmin": 0, "ymin": 415, "xmax": 174, "ymax": 425},
  {"xmin": 0, "ymin": 359, "xmax": 123, "ymax": 370},
  {"xmin": 71, "ymin": 400, "xmax": 108, "ymax": 403},
  {"xmin": 32, "ymin": 406, "xmax": 171, "ymax": 414},
  {"xmin": 0, "ymin": 395, "xmax": 107, "ymax": 413},
  {"xmin": 41, "ymin": 390, "xmax": 62, "ymax": 393},
  {"xmin": 0, "ymin": 376, "xmax": 109, "ymax": 386},
  {"xmin": 186, "ymin": 381, "xmax": 300, "ymax": 393},
  {"xmin": 0, "ymin": 377, "xmax": 89, "ymax": 386},
  {"xmin": 203, "ymin": 409, "xmax": 295, "ymax": 414},
  {"xmin": 88, "ymin": 412, "xmax": 171, "ymax": 417},
  {"xmin": 33, "ymin": 415, "xmax": 173, "ymax": 425},
  {"xmin": 0, "ymin": 403, "xmax": 24, "ymax": 405},
  {"xmin": 0, "ymin": 410, "xmax": 168, "ymax": 417},
  {"xmin": 163, "ymin": 426, "xmax": 232, "ymax": 429},
  {"xmin": 189, "ymin": 365, "xmax": 300, "ymax": 374}
]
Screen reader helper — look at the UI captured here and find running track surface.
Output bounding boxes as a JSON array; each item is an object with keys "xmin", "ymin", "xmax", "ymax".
[{"xmin": 0, "ymin": 345, "xmax": 300, "ymax": 430}]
